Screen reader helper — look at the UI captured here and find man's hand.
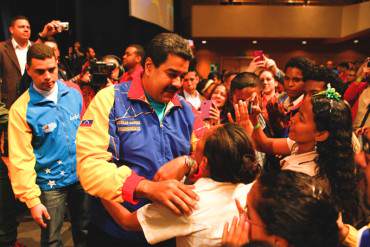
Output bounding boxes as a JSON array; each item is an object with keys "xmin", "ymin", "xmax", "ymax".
[
  {"xmin": 135, "ymin": 179, "xmax": 199, "ymax": 216},
  {"xmin": 30, "ymin": 203, "xmax": 50, "ymax": 228},
  {"xmin": 39, "ymin": 20, "xmax": 63, "ymax": 38},
  {"xmin": 153, "ymin": 156, "xmax": 189, "ymax": 181}
]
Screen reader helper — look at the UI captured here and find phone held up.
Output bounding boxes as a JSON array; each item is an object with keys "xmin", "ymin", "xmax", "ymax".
[
  {"xmin": 253, "ymin": 50, "xmax": 264, "ymax": 62},
  {"xmin": 200, "ymin": 100, "xmax": 214, "ymax": 120}
]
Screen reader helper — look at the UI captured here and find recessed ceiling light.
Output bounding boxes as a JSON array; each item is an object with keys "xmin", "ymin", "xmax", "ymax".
[
  {"xmin": 302, "ymin": 40, "xmax": 307, "ymax": 45},
  {"xmin": 252, "ymin": 40, "xmax": 258, "ymax": 44},
  {"xmin": 353, "ymin": 39, "xmax": 359, "ymax": 44},
  {"xmin": 201, "ymin": 40, "xmax": 207, "ymax": 44}
]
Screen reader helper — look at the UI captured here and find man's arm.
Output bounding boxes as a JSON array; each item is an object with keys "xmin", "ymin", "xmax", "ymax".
[
  {"xmin": 7, "ymin": 101, "xmax": 41, "ymax": 208},
  {"xmin": 7, "ymin": 99, "xmax": 51, "ymax": 227}
]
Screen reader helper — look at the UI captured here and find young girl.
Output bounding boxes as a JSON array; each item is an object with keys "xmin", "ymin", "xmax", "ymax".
[
  {"xmin": 101, "ymin": 124, "xmax": 260, "ymax": 246},
  {"xmin": 222, "ymin": 171, "xmax": 340, "ymax": 247},
  {"xmin": 234, "ymin": 86, "xmax": 358, "ymax": 224}
]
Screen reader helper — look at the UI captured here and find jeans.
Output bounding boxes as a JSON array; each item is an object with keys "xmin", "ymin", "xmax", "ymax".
[
  {"xmin": 40, "ymin": 182, "xmax": 90, "ymax": 247},
  {"xmin": 0, "ymin": 159, "xmax": 17, "ymax": 247}
]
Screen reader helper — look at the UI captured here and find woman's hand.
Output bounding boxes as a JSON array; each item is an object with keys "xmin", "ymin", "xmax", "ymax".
[{"xmin": 222, "ymin": 213, "xmax": 250, "ymax": 247}]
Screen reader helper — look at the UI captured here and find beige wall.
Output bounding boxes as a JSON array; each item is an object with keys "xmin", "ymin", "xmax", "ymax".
[
  {"xmin": 341, "ymin": 1, "xmax": 370, "ymax": 36},
  {"xmin": 192, "ymin": 2, "xmax": 370, "ymax": 38}
]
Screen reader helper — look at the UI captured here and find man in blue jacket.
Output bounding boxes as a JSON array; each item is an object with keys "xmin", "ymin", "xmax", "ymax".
[
  {"xmin": 77, "ymin": 33, "xmax": 201, "ymax": 246},
  {"xmin": 7, "ymin": 43, "xmax": 89, "ymax": 247}
]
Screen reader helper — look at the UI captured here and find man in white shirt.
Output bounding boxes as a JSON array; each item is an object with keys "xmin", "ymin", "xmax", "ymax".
[
  {"xmin": 0, "ymin": 16, "xmax": 61, "ymax": 108},
  {"xmin": 180, "ymin": 70, "xmax": 204, "ymax": 110}
]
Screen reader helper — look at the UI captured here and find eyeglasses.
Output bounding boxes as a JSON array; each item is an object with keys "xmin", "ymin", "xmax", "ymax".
[{"xmin": 284, "ymin": 76, "xmax": 303, "ymax": 83}]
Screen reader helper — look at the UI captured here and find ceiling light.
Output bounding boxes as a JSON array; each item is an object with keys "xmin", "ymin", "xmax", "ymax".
[
  {"xmin": 302, "ymin": 40, "xmax": 307, "ymax": 45},
  {"xmin": 252, "ymin": 40, "xmax": 258, "ymax": 44},
  {"xmin": 201, "ymin": 40, "xmax": 207, "ymax": 44},
  {"xmin": 353, "ymin": 39, "xmax": 359, "ymax": 44}
]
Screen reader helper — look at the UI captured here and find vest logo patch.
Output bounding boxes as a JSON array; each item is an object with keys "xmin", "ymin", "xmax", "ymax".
[{"xmin": 42, "ymin": 122, "xmax": 57, "ymax": 133}]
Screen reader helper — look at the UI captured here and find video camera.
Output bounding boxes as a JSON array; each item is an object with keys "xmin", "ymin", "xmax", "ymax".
[{"xmin": 88, "ymin": 59, "xmax": 116, "ymax": 89}]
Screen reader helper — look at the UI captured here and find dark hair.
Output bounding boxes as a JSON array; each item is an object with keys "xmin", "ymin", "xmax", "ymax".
[
  {"xmin": 230, "ymin": 72, "xmax": 261, "ymax": 96},
  {"xmin": 27, "ymin": 43, "xmax": 55, "ymax": 66},
  {"xmin": 208, "ymin": 71, "xmax": 221, "ymax": 81},
  {"xmin": 284, "ymin": 57, "xmax": 315, "ymax": 82},
  {"xmin": 306, "ymin": 65, "xmax": 345, "ymax": 95},
  {"xmin": 127, "ymin": 44, "xmax": 145, "ymax": 59},
  {"xmin": 182, "ymin": 70, "xmax": 199, "ymax": 79},
  {"xmin": 311, "ymin": 94, "xmax": 359, "ymax": 223},
  {"xmin": 84, "ymin": 47, "xmax": 95, "ymax": 55},
  {"xmin": 204, "ymin": 123, "xmax": 260, "ymax": 183},
  {"xmin": 43, "ymin": 36, "xmax": 57, "ymax": 44},
  {"xmin": 338, "ymin": 62, "xmax": 350, "ymax": 70},
  {"xmin": 254, "ymin": 170, "xmax": 339, "ymax": 247},
  {"xmin": 223, "ymin": 71, "xmax": 238, "ymax": 82},
  {"xmin": 9, "ymin": 15, "xmax": 29, "ymax": 27},
  {"xmin": 224, "ymin": 72, "xmax": 261, "ymax": 121},
  {"xmin": 145, "ymin": 33, "xmax": 193, "ymax": 67}
]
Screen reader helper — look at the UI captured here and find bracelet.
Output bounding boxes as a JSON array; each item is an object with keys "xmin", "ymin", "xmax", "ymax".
[
  {"xmin": 184, "ymin": 155, "xmax": 196, "ymax": 176},
  {"xmin": 38, "ymin": 33, "xmax": 47, "ymax": 42},
  {"xmin": 254, "ymin": 122, "xmax": 261, "ymax": 129}
]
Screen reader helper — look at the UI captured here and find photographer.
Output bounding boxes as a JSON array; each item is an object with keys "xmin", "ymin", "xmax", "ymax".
[{"xmin": 78, "ymin": 54, "xmax": 123, "ymax": 107}]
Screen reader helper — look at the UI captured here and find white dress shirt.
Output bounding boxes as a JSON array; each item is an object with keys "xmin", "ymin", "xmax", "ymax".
[{"xmin": 11, "ymin": 38, "xmax": 31, "ymax": 75}]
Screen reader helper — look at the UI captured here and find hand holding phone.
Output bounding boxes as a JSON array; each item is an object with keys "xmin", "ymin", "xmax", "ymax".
[
  {"xmin": 253, "ymin": 50, "xmax": 264, "ymax": 62},
  {"xmin": 200, "ymin": 100, "xmax": 213, "ymax": 120}
]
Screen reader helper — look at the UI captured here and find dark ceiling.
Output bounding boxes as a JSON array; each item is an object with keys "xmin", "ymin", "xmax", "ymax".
[{"xmin": 193, "ymin": 0, "xmax": 369, "ymax": 6}]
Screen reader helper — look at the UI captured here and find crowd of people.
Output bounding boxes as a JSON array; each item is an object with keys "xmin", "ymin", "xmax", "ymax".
[{"xmin": 0, "ymin": 16, "xmax": 369, "ymax": 247}]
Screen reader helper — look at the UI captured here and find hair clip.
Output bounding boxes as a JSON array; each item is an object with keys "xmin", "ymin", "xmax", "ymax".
[
  {"xmin": 311, "ymin": 185, "xmax": 323, "ymax": 200},
  {"xmin": 314, "ymin": 83, "xmax": 341, "ymax": 101}
]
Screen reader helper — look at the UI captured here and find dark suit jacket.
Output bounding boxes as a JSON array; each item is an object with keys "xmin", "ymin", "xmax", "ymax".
[{"xmin": 0, "ymin": 39, "xmax": 31, "ymax": 109}]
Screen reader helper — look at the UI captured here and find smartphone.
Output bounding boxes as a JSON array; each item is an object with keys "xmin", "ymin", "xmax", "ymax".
[
  {"xmin": 200, "ymin": 100, "xmax": 213, "ymax": 119},
  {"xmin": 248, "ymin": 101, "xmax": 253, "ymax": 114},
  {"xmin": 253, "ymin": 50, "xmax": 264, "ymax": 62}
]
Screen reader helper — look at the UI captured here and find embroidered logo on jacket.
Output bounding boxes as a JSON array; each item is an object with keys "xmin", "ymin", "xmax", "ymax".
[
  {"xmin": 70, "ymin": 113, "xmax": 80, "ymax": 121},
  {"xmin": 116, "ymin": 120, "xmax": 141, "ymax": 132},
  {"xmin": 42, "ymin": 122, "xmax": 57, "ymax": 133}
]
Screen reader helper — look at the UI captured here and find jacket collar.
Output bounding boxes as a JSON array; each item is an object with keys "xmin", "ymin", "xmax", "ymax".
[
  {"xmin": 127, "ymin": 78, "xmax": 182, "ymax": 107},
  {"xmin": 29, "ymin": 80, "xmax": 69, "ymax": 105}
]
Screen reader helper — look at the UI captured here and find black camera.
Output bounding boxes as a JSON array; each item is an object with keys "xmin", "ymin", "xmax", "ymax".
[{"xmin": 88, "ymin": 59, "xmax": 116, "ymax": 89}]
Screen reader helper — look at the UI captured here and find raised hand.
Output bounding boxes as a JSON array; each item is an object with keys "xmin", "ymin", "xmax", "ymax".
[{"xmin": 246, "ymin": 56, "xmax": 266, "ymax": 74}]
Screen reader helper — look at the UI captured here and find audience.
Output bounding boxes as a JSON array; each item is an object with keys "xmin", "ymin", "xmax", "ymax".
[{"xmin": 1, "ymin": 14, "xmax": 368, "ymax": 247}]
